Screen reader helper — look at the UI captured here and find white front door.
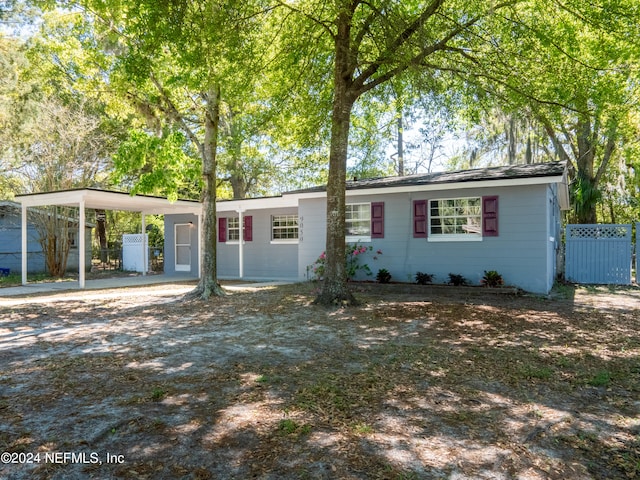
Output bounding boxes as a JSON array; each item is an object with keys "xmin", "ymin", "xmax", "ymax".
[{"xmin": 175, "ymin": 223, "xmax": 191, "ymax": 272}]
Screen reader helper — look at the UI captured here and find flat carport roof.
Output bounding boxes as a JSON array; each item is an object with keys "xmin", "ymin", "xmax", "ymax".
[
  {"xmin": 16, "ymin": 188, "xmax": 202, "ymax": 214},
  {"xmin": 15, "ymin": 188, "xmax": 203, "ymax": 288}
]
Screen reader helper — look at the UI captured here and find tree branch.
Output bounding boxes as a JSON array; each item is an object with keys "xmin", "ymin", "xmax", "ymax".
[
  {"xmin": 351, "ymin": 0, "xmax": 444, "ymax": 94},
  {"xmin": 537, "ymin": 112, "xmax": 576, "ymax": 177},
  {"xmin": 353, "ymin": 0, "xmax": 523, "ymax": 96},
  {"xmin": 149, "ymin": 72, "xmax": 204, "ymax": 157},
  {"xmin": 273, "ymin": 0, "xmax": 336, "ymax": 39},
  {"xmin": 595, "ymin": 121, "xmax": 618, "ymax": 185}
]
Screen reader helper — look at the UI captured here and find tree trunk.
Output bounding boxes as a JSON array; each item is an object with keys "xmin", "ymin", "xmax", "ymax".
[
  {"xmin": 508, "ymin": 116, "xmax": 516, "ymax": 165},
  {"xmin": 315, "ymin": 11, "xmax": 358, "ymax": 306},
  {"xmin": 397, "ymin": 113, "xmax": 404, "ymax": 176},
  {"xmin": 573, "ymin": 115, "xmax": 599, "ymax": 224},
  {"xmin": 230, "ymin": 155, "xmax": 247, "ymax": 200},
  {"xmin": 95, "ymin": 209, "xmax": 108, "ymax": 263},
  {"xmin": 191, "ymin": 85, "xmax": 225, "ymax": 299},
  {"xmin": 38, "ymin": 206, "xmax": 71, "ymax": 278}
]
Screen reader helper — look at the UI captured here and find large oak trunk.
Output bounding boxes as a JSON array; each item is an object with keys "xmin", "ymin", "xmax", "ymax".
[
  {"xmin": 315, "ymin": 11, "xmax": 358, "ymax": 306},
  {"xmin": 191, "ymin": 86, "xmax": 225, "ymax": 300}
]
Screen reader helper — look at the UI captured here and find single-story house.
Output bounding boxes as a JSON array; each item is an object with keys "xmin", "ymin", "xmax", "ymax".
[
  {"xmin": 0, "ymin": 200, "xmax": 92, "ymax": 275},
  {"xmin": 165, "ymin": 161, "xmax": 570, "ymax": 294},
  {"xmin": 13, "ymin": 162, "xmax": 568, "ymax": 293}
]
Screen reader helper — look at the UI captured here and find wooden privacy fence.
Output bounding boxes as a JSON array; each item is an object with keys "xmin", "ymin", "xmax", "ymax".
[{"xmin": 565, "ymin": 224, "xmax": 634, "ymax": 285}]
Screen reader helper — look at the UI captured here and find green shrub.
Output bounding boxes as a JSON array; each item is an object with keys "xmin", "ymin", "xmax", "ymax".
[
  {"xmin": 448, "ymin": 273, "xmax": 468, "ymax": 286},
  {"xmin": 415, "ymin": 272, "xmax": 434, "ymax": 285},
  {"xmin": 308, "ymin": 243, "xmax": 383, "ymax": 281},
  {"xmin": 376, "ymin": 268, "xmax": 391, "ymax": 283},
  {"xmin": 481, "ymin": 270, "xmax": 504, "ymax": 287}
]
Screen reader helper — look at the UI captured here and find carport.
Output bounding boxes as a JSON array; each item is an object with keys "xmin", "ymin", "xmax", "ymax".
[{"xmin": 15, "ymin": 188, "xmax": 202, "ymax": 288}]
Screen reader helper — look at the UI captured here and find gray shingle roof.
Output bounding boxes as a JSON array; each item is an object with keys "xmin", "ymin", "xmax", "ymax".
[{"xmin": 286, "ymin": 161, "xmax": 566, "ymax": 194}]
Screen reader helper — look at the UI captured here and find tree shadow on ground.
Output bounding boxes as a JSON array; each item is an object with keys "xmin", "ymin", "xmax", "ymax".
[{"xmin": 0, "ymin": 283, "xmax": 638, "ymax": 479}]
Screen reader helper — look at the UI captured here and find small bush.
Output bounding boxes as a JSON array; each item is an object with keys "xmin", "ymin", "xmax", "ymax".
[
  {"xmin": 376, "ymin": 268, "xmax": 392, "ymax": 283},
  {"xmin": 481, "ymin": 270, "xmax": 504, "ymax": 287},
  {"xmin": 415, "ymin": 272, "xmax": 434, "ymax": 285},
  {"xmin": 448, "ymin": 273, "xmax": 468, "ymax": 286}
]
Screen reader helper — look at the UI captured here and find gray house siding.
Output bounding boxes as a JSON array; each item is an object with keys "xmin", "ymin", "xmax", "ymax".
[
  {"xmin": 0, "ymin": 208, "xmax": 91, "ymax": 274},
  {"xmin": 164, "ymin": 213, "xmax": 199, "ymax": 276},
  {"xmin": 67, "ymin": 239, "xmax": 93, "ymax": 273},
  {"xmin": 298, "ymin": 183, "xmax": 555, "ymax": 293},
  {"xmin": 217, "ymin": 207, "xmax": 299, "ymax": 280},
  {"xmin": 546, "ymin": 184, "xmax": 563, "ymax": 292},
  {"xmin": 0, "ymin": 219, "xmax": 46, "ymax": 273},
  {"xmin": 165, "ymin": 163, "xmax": 567, "ymax": 294},
  {"xmin": 298, "ymin": 198, "xmax": 327, "ymax": 280}
]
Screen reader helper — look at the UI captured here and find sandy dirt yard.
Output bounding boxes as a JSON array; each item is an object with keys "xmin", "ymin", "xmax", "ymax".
[{"xmin": 0, "ymin": 281, "xmax": 638, "ymax": 479}]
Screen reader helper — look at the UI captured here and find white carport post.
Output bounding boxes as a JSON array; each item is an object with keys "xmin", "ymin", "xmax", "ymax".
[
  {"xmin": 197, "ymin": 213, "xmax": 202, "ymax": 278},
  {"xmin": 21, "ymin": 203, "xmax": 27, "ymax": 285},
  {"xmin": 79, "ymin": 200, "xmax": 86, "ymax": 288},
  {"xmin": 238, "ymin": 208, "xmax": 244, "ymax": 279},
  {"xmin": 141, "ymin": 212, "xmax": 147, "ymax": 276}
]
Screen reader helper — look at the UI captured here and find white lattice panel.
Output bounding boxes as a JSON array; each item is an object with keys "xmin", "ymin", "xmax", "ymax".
[
  {"xmin": 122, "ymin": 234, "xmax": 148, "ymax": 272},
  {"xmin": 123, "ymin": 234, "xmax": 145, "ymax": 245},
  {"xmin": 568, "ymin": 225, "xmax": 629, "ymax": 239}
]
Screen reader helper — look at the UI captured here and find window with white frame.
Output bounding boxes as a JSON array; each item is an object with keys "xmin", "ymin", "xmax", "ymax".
[
  {"xmin": 272, "ymin": 214, "xmax": 298, "ymax": 240},
  {"xmin": 429, "ymin": 197, "xmax": 482, "ymax": 239},
  {"xmin": 346, "ymin": 203, "xmax": 370, "ymax": 238},
  {"xmin": 227, "ymin": 217, "xmax": 240, "ymax": 241}
]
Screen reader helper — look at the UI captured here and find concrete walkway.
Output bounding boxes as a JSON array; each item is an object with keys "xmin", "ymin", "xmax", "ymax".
[
  {"xmin": 0, "ymin": 274, "xmax": 199, "ymax": 297},
  {"xmin": 0, "ymin": 274, "xmax": 295, "ymax": 301}
]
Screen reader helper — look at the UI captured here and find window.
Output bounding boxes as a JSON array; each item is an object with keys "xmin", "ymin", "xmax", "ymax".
[
  {"xmin": 345, "ymin": 203, "xmax": 384, "ymax": 240},
  {"xmin": 272, "ymin": 215, "xmax": 298, "ymax": 240},
  {"xmin": 227, "ymin": 217, "xmax": 241, "ymax": 241},
  {"xmin": 346, "ymin": 204, "xmax": 370, "ymax": 238},
  {"xmin": 218, "ymin": 216, "xmax": 253, "ymax": 242},
  {"xmin": 429, "ymin": 197, "xmax": 482, "ymax": 239}
]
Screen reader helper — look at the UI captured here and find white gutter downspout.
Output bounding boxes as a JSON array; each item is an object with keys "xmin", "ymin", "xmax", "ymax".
[
  {"xmin": 238, "ymin": 208, "xmax": 244, "ymax": 279},
  {"xmin": 197, "ymin": 213, "xmax": 202, "ymax": 278},
  {"xmin": 141, "ymin": 212, "xmax": 147, "ymax": 276}
]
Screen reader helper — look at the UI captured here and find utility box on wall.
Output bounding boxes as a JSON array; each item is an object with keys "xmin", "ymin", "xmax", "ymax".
[{"xmin": 122, "ymin": 233, "xmax": 148, "ymax": 273}]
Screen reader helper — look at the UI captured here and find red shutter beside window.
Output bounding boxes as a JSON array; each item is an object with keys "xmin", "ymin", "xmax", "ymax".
[
  {"xmin": 218, "ymin": 217, "xmax": 227, "ymax": 242},
  {"xmin": 413, "ymin": 200, "xmax": 427, "ymax": 238},
  {"xmin": 243, "ymin": 215, "xmax": 253, "ymax": 241},
  {"xmin": 482, "ymin": 196, "xmax": 499, "ymax": 236},
  {"xmin": 371, "ymin": 202, "xmax": 384, "ymax": 238}
]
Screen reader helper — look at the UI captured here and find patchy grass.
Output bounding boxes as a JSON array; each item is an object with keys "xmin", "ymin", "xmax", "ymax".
[{"xmin": 0, "ymin": 282, "xmax": 638, "ymax": 479}]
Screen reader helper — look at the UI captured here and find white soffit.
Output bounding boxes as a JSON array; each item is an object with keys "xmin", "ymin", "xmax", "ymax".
[
  {"xmin": 16, "ymin": 189, "xmax": 202, "ymax": 215},
  {"xmin": 216, "ymin": 195, "xmax": 299, "ymax": 212}
]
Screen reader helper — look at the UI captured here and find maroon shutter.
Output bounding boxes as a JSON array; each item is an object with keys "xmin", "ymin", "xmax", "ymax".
[
  {"xmin": 371, "ymin": 202, "xmax": 384, "ymax": 238},
  {"xmin": 243, "ymin": 215, "xmax": 253, "ymax": 241},
  {"xmin": 482, "ymin": 196, "xmax": 499, "ymax": 236},
  {"xmin": 218, "ymin": 217, "xmax": 227, "ymax": 242},
  {"xmin": 413, "ymin": 200, "xmax": 427, "ymax": 238}
]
